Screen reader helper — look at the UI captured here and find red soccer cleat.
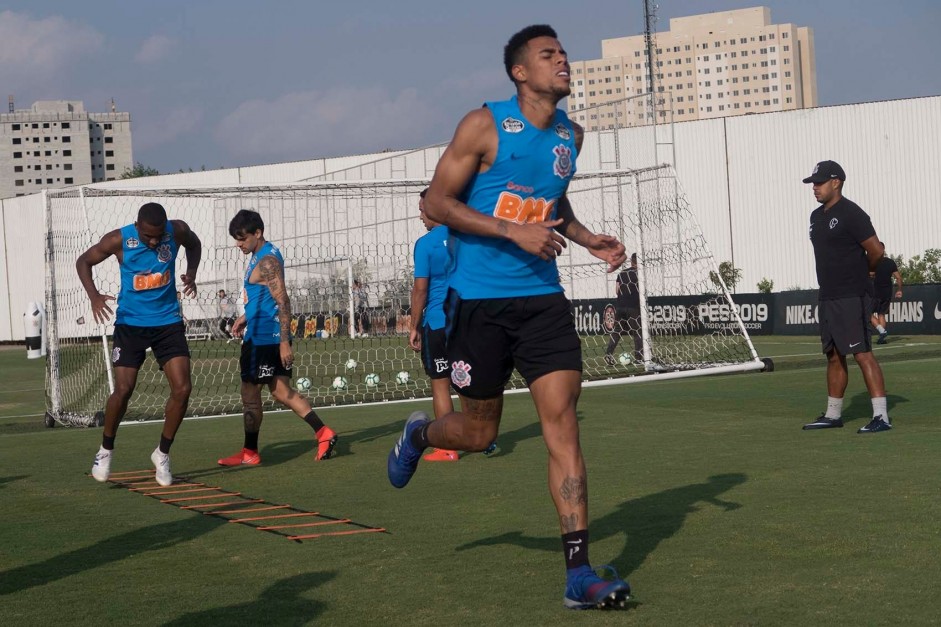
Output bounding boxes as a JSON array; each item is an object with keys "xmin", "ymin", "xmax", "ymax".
[
  {"xmin": 423, "ymin": 448, "xmax": 459, "ymax": 462},
  {"xmin": 315, "ymin": 426, "xmax": 338, "ymax": 460},
  {"xmin": 217, "ymin": 448, "xmax": 261, "ymax": 466}
]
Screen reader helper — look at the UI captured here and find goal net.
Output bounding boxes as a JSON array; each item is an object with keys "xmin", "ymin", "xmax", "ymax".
[{"xmin": 43, "ymin": 167, "xmax": 763, "ymax": 426}]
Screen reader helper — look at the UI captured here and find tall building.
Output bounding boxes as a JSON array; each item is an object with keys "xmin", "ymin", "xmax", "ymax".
[
  {"xmin": 567, "ymin": 6, "xmax": 817, "ymax": 130},
  {"xmin": 0, "ymin": 100, "xmax": 133, "ymax": 199}
]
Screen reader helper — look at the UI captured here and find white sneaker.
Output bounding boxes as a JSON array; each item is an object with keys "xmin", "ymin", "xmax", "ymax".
[
  {"xmin": 151, "ymin": 448, "xmax": 173, "ymax": 486},
  {"xmin": 91, "ymin": 448, "xmax": 112, "ymax": 482}
]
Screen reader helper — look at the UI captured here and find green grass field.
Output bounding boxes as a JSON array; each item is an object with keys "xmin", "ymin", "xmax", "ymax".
[{"xmin": 2, "ymin": 336, "xmax": 940, "ymax": 625}]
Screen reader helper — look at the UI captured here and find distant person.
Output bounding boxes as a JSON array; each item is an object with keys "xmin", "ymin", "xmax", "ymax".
[
  {"xmin": 218, "ymin": 209, "xmax": 338, "ymax": 466},
  {"xmin": 352, "ymin": 279, "xmax": 369, "ymax": 337},
  {"xmin": 387, "ymin": 25, "xmax": 631, "ymax": 609},
  {"xmin": 77, "ymin": 202, "xmax": 202, "ymax": 486},
  {"xmin": 218, "ymin": 289, "xmax": 237, "ymax": 339},
  {"xmin": 801, "ymin": 161, "xmax": 892, "ymax": 434},
  {"xmin": 869, "ymin": 243, "xmax": 902, "ymax": 345},
  {"xmin": 409, "ymin": 188, "xmax": 459, "ymax": 462},
  {"xmin": 604, "ymin": 253, "xmax": 643, "ymax": 366}
]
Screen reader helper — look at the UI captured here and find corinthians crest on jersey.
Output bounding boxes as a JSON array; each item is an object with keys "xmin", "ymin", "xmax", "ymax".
[{"xmin": 552, "ymin": 144, "xmax": 573, "ymax": 179}]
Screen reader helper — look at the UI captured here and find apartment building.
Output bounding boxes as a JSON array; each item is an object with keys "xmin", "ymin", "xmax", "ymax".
[
  {"xmin": 0, "ymin": 100, "xmax": 133, "ymax": 199},
  {"xmin": 567, "ymin": 6, "xmax": 817, "ymax": 130}
]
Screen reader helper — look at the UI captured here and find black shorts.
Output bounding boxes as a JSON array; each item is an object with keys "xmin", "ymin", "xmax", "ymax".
[
  {"xmin": 819, "ymin": 296, "xmax": 872, "ymax": 355},
  {"xmin": 421, "ymin": 326, "xmax": 450, "ymax": 379},
  {"xmin": 446, "ymin": 291, "xmax": 582, "ymax": 399},
  {"xmin": 112, "ymin": 322, "xmax": 190, "ymax": 369},
  {"xmin": 614, "ymin": 307, "xmax": 642, "ymax": 334},
  {"xmin": 872, "ymin": 292, "xmax": 892, "ymax": 316},
  {"xmin": 240, "ymin": 340, "xmax": 291, "ymax": 383}
]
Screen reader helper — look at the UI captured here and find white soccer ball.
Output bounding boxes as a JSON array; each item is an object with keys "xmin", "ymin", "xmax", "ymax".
[
  {"xmin": 395, "ymin": 370, "xmax": 410, "ymax": 384},
  {"xmin": 320, "ymin": 330, "xmax": 330, "ymax": 339},
  {"xmin": 345, "ymin": 358, "xmax": 358, "ymax": 370},
  {"xmin": 331, "ymin": 376, "xmax": 348, "ymax": 390},
  {"xmin": 296, "ymin": 377, "xmax": 312, "ymax": 392},
  {"xmin": 364, "ymin": 373, "xmax": 380, "ymax": 387},
  {"xmin": 618, "ymin": 352, "xmax": 633, "ymax": 366}
]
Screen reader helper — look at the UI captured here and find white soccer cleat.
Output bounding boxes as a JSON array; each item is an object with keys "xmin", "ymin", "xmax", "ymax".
[
  {"xmin": 91, "ymin": 448, "xmax": 112, "ymax": 482},
  {"xmin": 151, "ymin": 448, "xmax": 173, "ymax": 486}
]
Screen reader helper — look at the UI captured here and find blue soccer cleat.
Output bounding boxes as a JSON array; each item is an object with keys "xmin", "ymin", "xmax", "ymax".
[
  {"xmin": 564, "ymin": 564, "xmax": 631, "ymax": 610},
  {"xmin": 387, "ymin": 411, "xmax": 430, "ymax": 488}
]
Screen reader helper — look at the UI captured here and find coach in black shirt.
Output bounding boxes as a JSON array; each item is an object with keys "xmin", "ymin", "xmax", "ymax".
[
  {"xmin": 801, "ymin": 160, "xmax": 892, "ymax": 434},
  {"xmin": 870, "ymin": 248, "xmax": 903, "ymax": 345},
  {"xmin": 605, "ymin": 253, "xmax": 643, "ymax": 365}
]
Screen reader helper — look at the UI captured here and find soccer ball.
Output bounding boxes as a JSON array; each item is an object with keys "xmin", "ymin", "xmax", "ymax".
[
  {"xmin": 618, "ymin": 352, "xmax": 633, "ymax": 366},
  {"xmin": 320, "ymin": 330, "xmax": 330, "ymax": 339},
  {"xmin": 331, "ymin": 376, "xmax": 348, "ymax": 390},
  {"xmin": 364, "ymin": 373, "xmax": 380, "ymax": 387},
  {"xmin": 395, "ymin": 371, "xmax": 410, "ymax": 384},
  {"xmin": 345, "ymin": 358, "xmax": 358, "ymax": 370},
  {"xmin": 296, "ymin": 377, "xmax": 312, "ymax": 391}
]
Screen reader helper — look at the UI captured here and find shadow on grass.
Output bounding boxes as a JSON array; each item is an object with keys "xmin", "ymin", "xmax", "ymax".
[
  {"xmin": 162, "ymin": 570, "xmax": 336, "ymax": 625},
  {"xmin": 0, "ymin": 516, "xmax": 226, "ymax": 596},
  {"xmin": 455, "ymin": 473, "xmax": 747, "ymax": 579},
  {"xmin": 844, "ymin": 391, "xmax": 908, "ymax": 426},
  {"xmin": 0, "ymin": 475, "xmax": 29, "ymax": 489}
]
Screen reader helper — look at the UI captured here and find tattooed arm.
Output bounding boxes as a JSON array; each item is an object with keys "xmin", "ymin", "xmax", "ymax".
[{"xmin": 257, "ymin": 255, "xmax": 294, "ymax": 368}]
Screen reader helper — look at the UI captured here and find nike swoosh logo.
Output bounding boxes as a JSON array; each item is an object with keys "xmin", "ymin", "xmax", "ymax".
[
  {"xmin": 566, "ymin": 539, "xmax": 583, "ymax": 545},
  {"xmin": 849, "ymin": 342, "xmax": 861, "ymax": 348},
  {"xmin": 935, "ymin": 303, "xmax": 941, "ymax": 320}
]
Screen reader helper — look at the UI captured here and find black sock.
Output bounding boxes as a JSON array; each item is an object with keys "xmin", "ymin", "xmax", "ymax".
[
  {"xmin": 562, "ymin": 529, "xmax": 590, "ymax": 571},
  {"xmin": 410, "ymin": 422, "xmax": 431, "ymax": 450},
  {"xmin": 102, "ymin": 434, "xmax": 116, "ymax": 450},
  {"xmin": 158, "ymin": 435, "xmax": 174, "ymax": 454},
  {"xmin": 244, "ymin": 431, "xmax": 260, "ymax": 451},
  {"xmin": 303, "ymin": 410, "xmax": 325, "ymax": 432}
]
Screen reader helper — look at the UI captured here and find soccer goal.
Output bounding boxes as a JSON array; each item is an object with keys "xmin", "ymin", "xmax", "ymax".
[{"xmin": 42, "ymin": 168, "xmax": 764, "ymax": 426}]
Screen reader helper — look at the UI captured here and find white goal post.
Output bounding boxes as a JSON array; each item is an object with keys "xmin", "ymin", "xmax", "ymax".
[{"xmin": 42, "ymin": 167, "xmax": 765, "ymax": 426}]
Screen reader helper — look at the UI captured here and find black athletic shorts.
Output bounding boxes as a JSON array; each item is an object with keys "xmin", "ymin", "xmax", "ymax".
[
  {"xmin": 819, "ymin": 295, "xmax": 872, "ymax": 355},
  {"xmin": 240, "ymin": 340, "xmax": 291, "ymax": 383},
  {"xmin": 872, "ymin": 291, "xmax": 892, "ymax": 316},
  {"xmin": 614, "ymin": 307, "xmax": 642, "ymax": 334},
  {"xmin": 446, "ymin": 291, "xmax": 582, "ymax": 399},
  {"xmin": 421, "ymin": 326, "xmax": 450, "ymax": 379},
  {"xmin": 112, "ymin": 322, "xmax": 189, "ymax": 369}
]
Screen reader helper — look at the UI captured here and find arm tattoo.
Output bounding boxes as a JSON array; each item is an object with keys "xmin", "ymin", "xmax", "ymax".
[
  {"xmin": 560, "ymin": 513, "xmax": 579, "ymax": 533},
  {"xmin": 258, "ymin": 256, "xmax": 292, "ymax": 340},
  {"xmin": 243, "ymin": 403, "xmax": 263, "ymax": 432},
  {"xmin": 559, "ymin": 476, "xmax": 588, "ymax": 506},
  {"xmin": 462, "ymin": 396, "xmax": 503, "ymax": 423}
]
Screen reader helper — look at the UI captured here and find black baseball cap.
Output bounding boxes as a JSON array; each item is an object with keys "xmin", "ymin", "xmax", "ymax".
[{"xmin": 803, "ymin": 160, "xmax": 846, "ymax": 184}]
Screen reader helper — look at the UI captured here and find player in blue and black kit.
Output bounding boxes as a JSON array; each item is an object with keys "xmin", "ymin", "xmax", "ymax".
[
  {"xmin": 409, "ymin": 188, "xmax": 459, "ymax": 462},
  {"xmin": 77, "ymin": 202, "xmax": 202, "ymax": 487},
  {"xmin": 217, "ymin": 209, "xmax": 337, "ymax": 467},
  {"xmin": 387, "ymin": 25, "xmax": 631, "ymax": 609}
]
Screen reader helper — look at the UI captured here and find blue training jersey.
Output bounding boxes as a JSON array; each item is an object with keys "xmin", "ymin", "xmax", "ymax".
[
  {"xmin": 243, "ymin": 241, "xmax": 285, "ymax": 345},
  {"xmin": 413, "ymin": 225, "xmax": 450, "ymax": 330},
  {"xmin": 115, "ymin": 223, "xmax": 181, "ymax": 327},
  {"xmin": 448, "ymin": 95, "xmax": 578, "ymax": 299}
]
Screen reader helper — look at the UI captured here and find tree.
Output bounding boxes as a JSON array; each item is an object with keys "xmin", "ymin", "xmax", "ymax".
[
  {"xmin": 120, "ymin": 162, "xmax": 160, "ymax": 179},
  {"xmin": 709, "ymin": 261, "xmax": 743, "ymax": 292},
  {"xmin": 890, "ymin": 249, "xmax": 941, "ymax": 284},
  {"xmin": 756, "ymin": 277, "xmax": 774, "ymax": 294}
]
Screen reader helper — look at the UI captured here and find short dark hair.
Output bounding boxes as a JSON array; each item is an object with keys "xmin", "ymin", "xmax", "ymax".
[
  {"xmin": 138, "ymin": 202, "xmax": 167, "ymax": 227},
  {"xmin": 504, "ymin": 25, "xmax": 558, "ymax": 82},
  {"xmin": 229, "ymin": 209, "xmax": 264, "ymax": 237},
  {"xmin": 631, "ymin": 253, "xmax": 637, "ymax": 263},
  {"xmin": 419, "ymin": 187, "xmax": 429, "ymax": 198}
]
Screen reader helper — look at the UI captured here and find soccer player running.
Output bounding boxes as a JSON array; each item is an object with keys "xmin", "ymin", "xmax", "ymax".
[
  {"xmin": 869, "ymin": 244, "xmax": 903, "ymax": 345},
  {"xmin": 387, "ymin": 25, "xmax": 631, "ymax": 609},
  {"xmin": 77, "ymin": 202, "xmax": 201, "ymax": 487},
  {"xmin": 801, "ymin": 161, "xmax": 893, "ymax": 434},
  {"xmin": 409, "ymin": 188, "xmax": 459, "ymax": 462},
  {"xmin": 218, "ymin": 210, "xmax": 337, "ymax": 466}
]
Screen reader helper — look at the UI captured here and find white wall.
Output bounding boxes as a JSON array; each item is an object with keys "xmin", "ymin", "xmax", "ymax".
[{"xmin": 2, "ymin": 96, "xmax": 939, "ymax": 341}]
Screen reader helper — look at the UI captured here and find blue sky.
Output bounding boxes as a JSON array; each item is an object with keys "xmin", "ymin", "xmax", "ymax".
[{"xmin": 3, "ymin": 1, "xmax": 938, "ymax": 173}]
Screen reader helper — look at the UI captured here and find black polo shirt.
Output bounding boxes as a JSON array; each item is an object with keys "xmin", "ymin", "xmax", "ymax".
[
  {"xmin": 809, "ymin": 197, "xmax": 876, "ymax": 300},
  {"xmin": 873, "ymin": 257, "xmax": 899, "ymax": 290},
  {"xmin": 616, "ymin": 267, "xmax": 640, "ymax": 310}
]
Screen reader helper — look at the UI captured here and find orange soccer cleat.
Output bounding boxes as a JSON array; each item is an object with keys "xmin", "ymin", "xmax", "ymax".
[
  {"xmin": 315, "ymin": 426, "xmax": 338, "ymax": 460},
  {"xmin": 217, "ymin": 448, "xmax": 261, "ymax": 466},
  {"xmin": 423, "ymin": 448, "xmax": 459, "ymax": 462}
]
